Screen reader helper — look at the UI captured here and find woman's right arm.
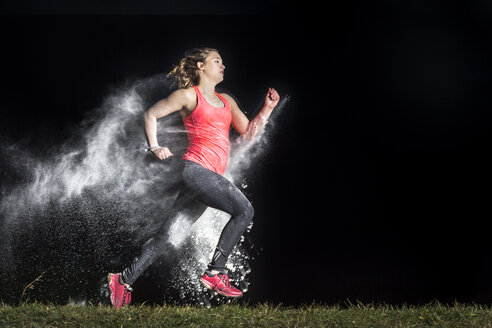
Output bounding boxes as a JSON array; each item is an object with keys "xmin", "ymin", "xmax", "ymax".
[{"xmin": 144, "ymin": 88, "xmax": 195, "ymax": 160}]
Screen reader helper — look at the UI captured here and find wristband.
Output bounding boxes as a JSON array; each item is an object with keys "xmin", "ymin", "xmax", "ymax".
[{"xmin": 147, "ymin": 145, "xmax": 161, "ymax": 152}]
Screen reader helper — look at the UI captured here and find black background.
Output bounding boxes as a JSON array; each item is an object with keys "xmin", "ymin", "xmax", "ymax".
[{"xmin": 1, "ymin": 1, "xmax": 491, "ymax": 305}]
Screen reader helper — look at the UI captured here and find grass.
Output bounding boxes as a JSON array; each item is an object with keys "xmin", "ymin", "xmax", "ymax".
[{"xmin": 0, "ymin": 301, "xmax": 490, "ymax": 328}]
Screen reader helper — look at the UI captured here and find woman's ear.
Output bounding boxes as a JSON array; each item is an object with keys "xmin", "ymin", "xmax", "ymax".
[{"xmin": 197, "ymin": 62, "xmax": 205, "ymax": 70}]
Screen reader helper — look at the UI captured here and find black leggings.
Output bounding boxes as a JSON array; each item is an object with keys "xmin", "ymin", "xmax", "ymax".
[{"xmin": 122, "ymin": 160, "xmax": 254, "ymax": 286}]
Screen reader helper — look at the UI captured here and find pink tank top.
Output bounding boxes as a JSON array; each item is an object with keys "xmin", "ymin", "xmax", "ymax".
[{"xmin": 182, "ymin": 86, "xmax": 232, "ymax": 175}]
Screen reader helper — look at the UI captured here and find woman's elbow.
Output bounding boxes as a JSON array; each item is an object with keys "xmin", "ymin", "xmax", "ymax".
[{"xmin": 143, "ymin": 110, "xmax": 155, "ymax": 121}]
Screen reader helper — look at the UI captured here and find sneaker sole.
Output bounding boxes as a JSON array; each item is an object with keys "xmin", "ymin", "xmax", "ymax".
[
  {"xmin": 107, "ymin": 273, "xmax": 116, "ymax": 307},
  {"xmin": 216, "ymin": 289, "xmax": 243, "ymax": 298},
  {"xmin": 199, "ymin": 278, "xmax": 215, "ymax": 290}
]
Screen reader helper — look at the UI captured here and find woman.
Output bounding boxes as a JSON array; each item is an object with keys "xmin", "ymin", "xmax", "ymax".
[{"xmin": 108, "ymin": 47, "xmax": 280, "ymax": 308}]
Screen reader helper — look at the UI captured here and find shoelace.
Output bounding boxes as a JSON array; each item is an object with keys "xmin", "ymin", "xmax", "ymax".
[
  {"xmin": 219, "ymin": 274, "xmax": 232, "ymax": 287},
  {"xmin": 121, "ymin": 285, "xmax": 132, "ymax": 305}
]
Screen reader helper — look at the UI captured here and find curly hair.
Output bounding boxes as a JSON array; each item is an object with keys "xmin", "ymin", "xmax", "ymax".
[{"xmin": 167, "ymin": 47, "xmax": 219, "ymax": 89}]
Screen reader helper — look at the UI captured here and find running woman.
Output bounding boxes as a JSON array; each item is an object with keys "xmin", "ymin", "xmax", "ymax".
[{"xmin": 108, "ymin": 47, "xmax": 280, "ymax": 308}]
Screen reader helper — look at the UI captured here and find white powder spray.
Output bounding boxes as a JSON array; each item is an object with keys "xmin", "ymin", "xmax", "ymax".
[{"xmin": 0, "ymin": 75, "xmax": 288, "ymax": 304}]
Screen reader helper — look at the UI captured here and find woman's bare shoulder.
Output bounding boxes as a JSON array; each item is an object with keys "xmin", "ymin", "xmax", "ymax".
[
  {"xmin": 166, "ymin": 87, "xmax": 196, "ymax": 108},
  {"xmin": 166, "ymin": 87, "xmax": 196, "ymax": 113},
  {"xmin": 219, "ymin": 92, "xmax": 238, "ymax": 106}
]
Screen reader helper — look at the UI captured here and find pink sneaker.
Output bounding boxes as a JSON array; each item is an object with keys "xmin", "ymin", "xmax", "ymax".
[
  {"xmin": 108, "ymin": 273, "xmax": 132, "ymax": 308},
  {"xmin": 200, "ymin": 270, "xmax": 243, "ymax": 298}
]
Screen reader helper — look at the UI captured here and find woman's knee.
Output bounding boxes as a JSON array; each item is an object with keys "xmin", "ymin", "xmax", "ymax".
[{"xmin": 241, "ymin": 200, "xmax": 254, "ymax": 225}]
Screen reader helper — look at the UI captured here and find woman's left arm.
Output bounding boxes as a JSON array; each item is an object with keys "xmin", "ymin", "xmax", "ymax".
[{"xmin": 225, "ymin": 88, "xmax": 280, "ymax": 139}]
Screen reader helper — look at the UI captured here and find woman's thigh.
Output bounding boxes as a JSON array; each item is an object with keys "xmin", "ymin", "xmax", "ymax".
[{"xmin": 182, "ymin": 160, "xmax": 251, "ymax": 216}]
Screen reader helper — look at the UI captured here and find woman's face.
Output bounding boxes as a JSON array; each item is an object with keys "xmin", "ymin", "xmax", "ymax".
[{"xmin": 199, "ymin": 51, "xmax": 225, "ymax": 83}]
